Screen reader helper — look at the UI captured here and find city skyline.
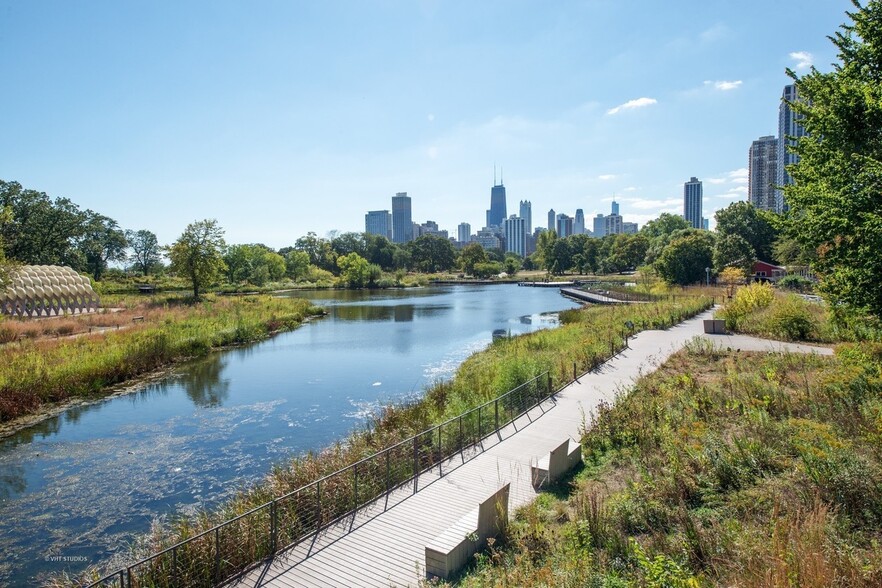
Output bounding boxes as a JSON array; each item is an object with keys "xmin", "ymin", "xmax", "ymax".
[{"xmin": 0, "ymin": 1, "xmax": 851, "ymax": 248}]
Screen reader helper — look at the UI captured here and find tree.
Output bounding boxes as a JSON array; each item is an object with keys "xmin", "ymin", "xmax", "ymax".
[
  {"xmin": 503, "ymin": 254, "xmax": 522, "ymax": 276},
  {"xmin": 784, "ymin": 0, "xmax": 882, "ymax": 316},
  {"xmin": 0, "ymin": 180, "xmax": 87, "ymax": 266},
  {"xmin": 77, "ymin": 212, "xmax": 127, "ymax": 281},
  {"xmin": 547, "ymin": 239, "xmax": 574, "ymax": 275},
  {"xmin": 459, "ymin": 242, "xmax": 488, "ymax": 276},
  {"xmin": 535, "ymin": 229, "xmax": 557, "ymax": 271},
  {"xmin": 364, "ymin": 233, "xmax": 398, "ymax": 270},
  {"xmin": 655, "ymin": 232, "xmax": 715, "ymax": 285},
  {"xmin": 641, "ymin": 213, "xmax": 691, "ymax": 264},
  {"xmin": 284, "ymin": 250, "xmax": 311, "ymax": 281},
  {"xmin": 294, "ymin": 232, "xmax": 337, "ymax": 272},
  {"xmin": 337, "ymin": 252, "xmax": 371, "ymax": 288},
  {"xmin": 331, "ymin": 232, "xmax": 367, "ymax": 259},
  {"xmin": 127, "ymin": 229, "xmax": 162, "ymax": 276},
  {"xmin": 168, "ymin": 219, "xmax": 226, "ymax": 299},
  {"xmin": 407, "ymin": 235, "xmax": 456, "ymax": 273},
  {"xmin": 473, "ymin": 261, "xmax": 502, "ymax": 279},
  {"xmin": 713, "ymin": 233, "xmax": 756, "ymax": 274},
  {"xmin": 714, "ymin": 201, "xmax": 778, "ymax": 262}
]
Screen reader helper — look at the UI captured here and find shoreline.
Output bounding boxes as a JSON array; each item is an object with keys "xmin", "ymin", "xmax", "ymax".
[{"xmin": 0, "ymin": 313, "xmax": 325, "ymax": 441}]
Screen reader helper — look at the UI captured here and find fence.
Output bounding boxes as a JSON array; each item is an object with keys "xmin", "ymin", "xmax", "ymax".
[{"xmin": 88, "ymin": 372, "xmax": 552, "ymax": 588}]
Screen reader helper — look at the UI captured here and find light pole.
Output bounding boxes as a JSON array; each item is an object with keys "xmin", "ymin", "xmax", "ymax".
[{"xmin": 705, "ymin": 267, "xmax": 710, "ymax": 286}]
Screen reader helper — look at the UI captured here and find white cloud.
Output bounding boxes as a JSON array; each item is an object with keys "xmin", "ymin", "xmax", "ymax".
[
  {"xmin": 621, "ymin": 197, "xmax": 681, "ymax": 210},
  {"xmin": 606, "ymin": 97, "xmax": 657, "ymax": 115},
  {"xmin": 624, "ymin": 186, "xmax": 638, "ymax": 192},
  {"xmin": 703, "ymin": 80, "xmax": 742, "ymax": 91},
  {"xmin": 790, "ymin": 51, "xmax": 813, "ymax": 70},
  {"xmin": 597, "ymin": 174, "xmax": 617, "ymax": 181},
  {"xmin": 705, "ymin": 177, "xmax": 727, "ymax": 185},
  {"xmin": 727, "ymin": 168, "xmax": 749, "ymax": 184},
  {"xmin": 700, "ymin": 24, "xmax": 728, "ymax": 43}
]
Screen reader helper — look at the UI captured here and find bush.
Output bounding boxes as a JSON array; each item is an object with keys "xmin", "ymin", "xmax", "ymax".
[
  {"xmin": 777, "ymin": 274, "xmax": 814, "ymax": 292},
  {"xmin": 763, "ymin": 295, "xmax": 819, "ymax": 340},
  {"xmin": 717, "ymin": 282, "xmax": 775, "ymax": 331}
]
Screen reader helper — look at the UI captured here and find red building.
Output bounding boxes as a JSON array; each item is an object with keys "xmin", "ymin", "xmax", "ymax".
[{"xmin": 752, "ymin": 260, "xmax": 786, "ymax": 282}]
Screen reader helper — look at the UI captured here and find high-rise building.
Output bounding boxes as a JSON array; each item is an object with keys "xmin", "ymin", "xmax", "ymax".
[
  {"xmin": 611, "ymin": 200, "xmax": 619, "ymax": 215},
  {"xmin": 776, "ymin": 84, "xmax": 806, "ymax": 213},
  {"xmin": 487, "ymin": 178, "xmax": 507, "ymax": 228},
  {"xmin": 749, "ymin": 135, "xmax": 778, "ymax": 211},
  {"xmin": 623, "ymin": 222, "xmax": 638, "ymax": 234},
  {"xmin": 684, "ymin": 177, "xmax": 703, "ymax": 229},
  {"xmin": 475, "ymin": 227, "xmax": 501, "ymax": 250},
  {"xmin": 391, "ymin": 192, "xmax": 413, "ymax": 243},
  {"xmin": 604, "ymin": 214, "xmax": 623, "ymax": 236},
  {"xmin": 503, "ymin": 216, "xmax": 527, "ymax": 258},
  {"xmin": 593, "ymin": 214, "xmax": 606, "ymax": 238},
  {"xmin": 365, "ymin": 210, "xmax": 392, "ymax": 240},
  {"xmin": 574, "ymin": 209, "xmax": 585, "ymax": 235},
  {"xmin": 457, "ymin": 222, "xmax": 471, "ymax": 245},
  {"xmin": 556, "ymin": 214, "xmax": 573, "ymax": 238},
  {"xmin": 547, "ymin": 209, "xmax": 556, "ymax": 232},
  {"xmin": 519, "ymin": 200, "xmax": 532, "ymax": 234}
]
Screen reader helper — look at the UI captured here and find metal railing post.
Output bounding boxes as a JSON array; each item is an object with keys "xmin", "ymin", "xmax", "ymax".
[
  {"xmin": 458, "ymin": 415, "xmax": 463, "ymax": 456},
  {"xmin": 271, "ymin": 500, "xmax": 278, "ymax": 553},
  {"xmin": 316, "ymin": 480, "xmax": 322, "ymax": 530},
  {"xmin": 547, "ymin": 372, "xmax": 551, "ymax": 397},
  {"xmin": 213, "ymin": 527, "xmax": 220, "ymax": 585},
  {"xmin": 573, "ymin": 362, "xmax": 576, "ymax": 381},
  {"xmin": 494, "ymin": 398, "xmax": 499, "ymax": 432},
  {"xmin": 412, "ymin": 436, "xmax": 419, "ymax": 493},
  {"xmin": 385, "ymin": 450, "xmax": 391, "ymax": 494},
  {"xmin": 478, "ymin": 405, "xmax": 482, "ymax": 441},
  {"xmin": 438, "ymin": 426, "xmax": 443, "ymax": 475},
  {"xmin": 353, "ymin": 463, "xmax": 359, "ymax": 512},
  {"xmin": 172, "ymin": 545, "xmax": 178, "ymax": 585}
]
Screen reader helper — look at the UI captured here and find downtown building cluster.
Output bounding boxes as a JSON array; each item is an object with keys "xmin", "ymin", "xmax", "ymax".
[{"xmin": 364, "ymin": 175, "xmax": 643, "ymax": 260}]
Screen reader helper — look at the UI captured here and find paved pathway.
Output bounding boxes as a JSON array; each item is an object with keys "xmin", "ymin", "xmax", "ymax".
[{"xmin": 232, "ymin": 309, "xmax": 832, "ymax": 588}]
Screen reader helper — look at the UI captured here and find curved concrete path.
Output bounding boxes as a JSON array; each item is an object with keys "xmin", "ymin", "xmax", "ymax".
[{"xmin": 232, "ymin": 309, "xmax": 831, "ymax": 588}]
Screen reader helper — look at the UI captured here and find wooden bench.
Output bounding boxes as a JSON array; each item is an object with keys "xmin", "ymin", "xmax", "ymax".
[
  {"xmin": 531, "ymin": 438, "xmax": 582, "ymax": 488},
  {"xmin": 425, "ymin": 483, "xmax": 510, "ymax": 580}
]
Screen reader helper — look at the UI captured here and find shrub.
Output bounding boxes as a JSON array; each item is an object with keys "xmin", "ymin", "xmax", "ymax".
[
  {"xmin": 777, "ymin": 274, "xmax": 814, "ymax": 292},
  {"xmin": 763, "ymin": 295, "xmax": 819, "ymax": 340},
  {"xmin": 717, "ymin": 282, "xmax": 776, "ymax": 331}
]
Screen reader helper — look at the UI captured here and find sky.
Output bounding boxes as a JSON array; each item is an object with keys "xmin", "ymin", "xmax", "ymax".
[{"xmin": 0, "ymin": 0, "xmax": 855, "ymax": 248}]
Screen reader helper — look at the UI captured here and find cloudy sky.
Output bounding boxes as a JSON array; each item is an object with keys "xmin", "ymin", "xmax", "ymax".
[{"xmin": 0, "ymin": 0, "xmax": 852, "ymax": 247}]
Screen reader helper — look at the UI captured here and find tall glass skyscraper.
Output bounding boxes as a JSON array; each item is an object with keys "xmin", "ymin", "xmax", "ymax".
[
  {"xmin": 684, "ymin": 177, "xmax": 703, "ymax": 229},
  {"xmin": 486, "ymin": 182, "xmax": 507, "ymax": 228},
  {"xmin": 547, "ymin": 209, "xmax": 555, "ymax": 232},
  {"xmin": 749, "ymin": 135, "xmax": 778, "ymax": 211},
  {"xmin": 574, "ymin": 209, "xmax": 585, "ymax": 235},
  {"xmin": 519, "ymin": 200, "xmax": 532, "ymax": 234},
  {"xmin": 776, "ymin": 84, "xmax": 806, "ymax": 213},
  {"xmin": 365, "ymin": 210, "xmax": 392, "ymax": 240},
  {"xmin": 391, "ymin": 192, "xmax": 413, "ymax": 243},
  {"xmin": 503, "ymin": 216, "xmax": 527, "ymax": 258}
]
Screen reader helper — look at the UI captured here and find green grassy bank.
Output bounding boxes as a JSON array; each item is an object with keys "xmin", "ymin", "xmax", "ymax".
[
  {"xmin": 445, "ymin": 341, "xmax": 882, "ymax": 587},
  {"xmin": 0, "ymin": 295, "xmax": 323, "ymax": 424},
  {"xmin": 63, "ymin": 293, "xmax": 712, "ymax": 586}
]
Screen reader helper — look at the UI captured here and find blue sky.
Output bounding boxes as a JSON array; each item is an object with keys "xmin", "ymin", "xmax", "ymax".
[{"xmin": 0, "ymin": 0, "xmax": 853, "ymax": 248}]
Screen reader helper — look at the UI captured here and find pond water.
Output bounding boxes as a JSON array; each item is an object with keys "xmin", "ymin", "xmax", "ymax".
[{"xmin": 0, "ymin": 284, "xmax": 578, "ymax": 585}]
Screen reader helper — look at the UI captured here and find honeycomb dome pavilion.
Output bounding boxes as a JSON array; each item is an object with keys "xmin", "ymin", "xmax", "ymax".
[{"xmin": 0, "ymin": 265, "xmax": 99, "ymax": 317}]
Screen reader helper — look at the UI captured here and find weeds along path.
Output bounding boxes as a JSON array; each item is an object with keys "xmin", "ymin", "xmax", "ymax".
[{"xmin": 231, "ymin": 308, "xmax": 831, "ymax": 588}]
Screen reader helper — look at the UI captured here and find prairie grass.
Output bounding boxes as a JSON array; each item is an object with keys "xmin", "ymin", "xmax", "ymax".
[
  {"xmin": 59, "ymin": 294, "xmax": 712, "ymax": 587},
  {"xmin": 445, "ymin": 344, "xmax": 882, "ymax": 587},
  {"xmin": 0, "ymin": 295, "xmax": 323, "ymax": 422}
]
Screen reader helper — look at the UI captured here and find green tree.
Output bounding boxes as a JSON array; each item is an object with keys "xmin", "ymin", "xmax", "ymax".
[
  {"xmin": 168, "ymin": 219, "xmax": 226, "ymax": 299},
  {"xmin": 364, "ymin": 233, "xmax": 398, "ymax": 270},
  {"xmin": 641, "ymin": 213, "xmax": 691, "ymax": 264},
  {"xmin": 785, "ymin": 0, "xmax": 882, "ymax": 316},
  {"xmin": 0, "ymin": 180, "xmax": 87, "ymax": 265},
  {"xmin": 407, "ymin": 235, "xmax": 456, "ymax": 273},
  {"xmin": 295, "ymin": 232, "xmax": 337, "ymax": 272},
  {"xmin": 337, "ymin": 252, "xmax": 371, "ymax": 287},
  {"xmin": 535, "ymin": 229, "xmax": 557, "ymax": 270},
  {"xmin": 713, "ymin": 233, "xmax": 756, "ymax": 274},
  {"xmin": 77, "ymin": 212, "xmax": 128, "ymax": 281},
  {"xmin": 331, "ymin": 232, "xmax": 367, "ymax": 259},
  {"xmin": 284, "ymin": 250, "xmax": 311, "ymax": 281},
  {"xmin": 473, "ymin": 261, "xmax": 502, "ymax": 278},
  {"xmin": 503, "ymin": 254, "xmax": 522, "ymax": 276},
  {"xmin": 126, "ymin": 229, "xmax": 162, "ymax": 276},
  {"xmin": 459, "ymin": 242, "xmax": 488, "ymax": 276},
  {"xmin": 548, "ymin": 239, "xmax": 573, "ymax": 275},
  {"xmin": 655, "ymin": 232, "xmax": 715, "ymax": 285},
  {"xmin": 714, "ymin": 201, "xmax": 778, "ymax": 262}
]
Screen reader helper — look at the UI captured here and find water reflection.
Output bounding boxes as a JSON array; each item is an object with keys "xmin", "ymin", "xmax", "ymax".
[{"xmin": 173, "ymin": 355, "xmax": 230, "ymax": 408}]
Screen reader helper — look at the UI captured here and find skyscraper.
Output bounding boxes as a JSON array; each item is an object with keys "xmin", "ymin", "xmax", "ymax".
[
  {"xmin": 611, "ymin": 200, "xmax": 619, "ymax": 215},
  {"xmin": 503, "ymin": 216, "xmax": 527, "ymax": 258},
  {"xmin": 556, "ymin": 214, "xmax": 573, "ymax": 238},
  {"xmin": 365, "ymin": 210, "xmax": 392, "ymax": 240},
  {"xmin": 519, "ymin": 200, "xmax": 532, "ymax": 234},
  {"xmin": 486, "ymin": 174, "xmax": 507, "ymax": 228},
  {"xmin": 457, "ymin": 222, "xmax": 471, "ymax": 245},
  {"xmin": 547, "ymin": 209, "xmax": 556, "ymax": 232},
  {"xmin": 776, "ymin": 84, "xmax": 806, "ymax": 213},
  {"xmin": 749, "ymin": 135, "xmax": 778, "ymax": 211},
  {"xmin": 574, "ymin": 209, "xmax": 585, "ymax": 235},
  {"xmin": 391, "ymin": 192, "xmax": 413, "ymax": 243},
  {"xmin": 593, "ymin": 214, "xmax": 606, "ymax": 238},
  {"xmin": 684, "ymin": 177, "xmax": 703, "ymax": 229}
]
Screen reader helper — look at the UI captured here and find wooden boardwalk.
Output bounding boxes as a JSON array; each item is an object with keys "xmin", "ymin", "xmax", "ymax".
[{"xmin": 232, "ymin": 310, "xmax": 831, "ymax": 588}]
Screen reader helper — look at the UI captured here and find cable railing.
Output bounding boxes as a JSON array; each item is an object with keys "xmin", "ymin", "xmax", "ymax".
[{"xmin": 88, "ymin": 372, "xmax": 552, "ymax": 588}]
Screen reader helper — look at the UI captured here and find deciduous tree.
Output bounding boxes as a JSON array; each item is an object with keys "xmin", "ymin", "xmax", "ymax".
[{"xmin": 168, "ymin": 219, "xmax": 226, "ymax": 299}]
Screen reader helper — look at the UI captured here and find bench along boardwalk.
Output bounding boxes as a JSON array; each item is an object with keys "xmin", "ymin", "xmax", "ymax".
[{"xmin": 230, "ymin": 312, "xmax": 831, "ymax": 588}]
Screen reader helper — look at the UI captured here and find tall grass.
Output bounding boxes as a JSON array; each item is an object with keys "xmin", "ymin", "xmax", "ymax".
[
  {"xmin": 60, "ymin": 295, "xmax": 712, "ymax": 587},
  {"xmin": 0, "ymin": 295, "xmax": 323, "ymax": 422},
  {"xmin": 446, "ymin": 343, "xmax": 882, "ymax": 587}
]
